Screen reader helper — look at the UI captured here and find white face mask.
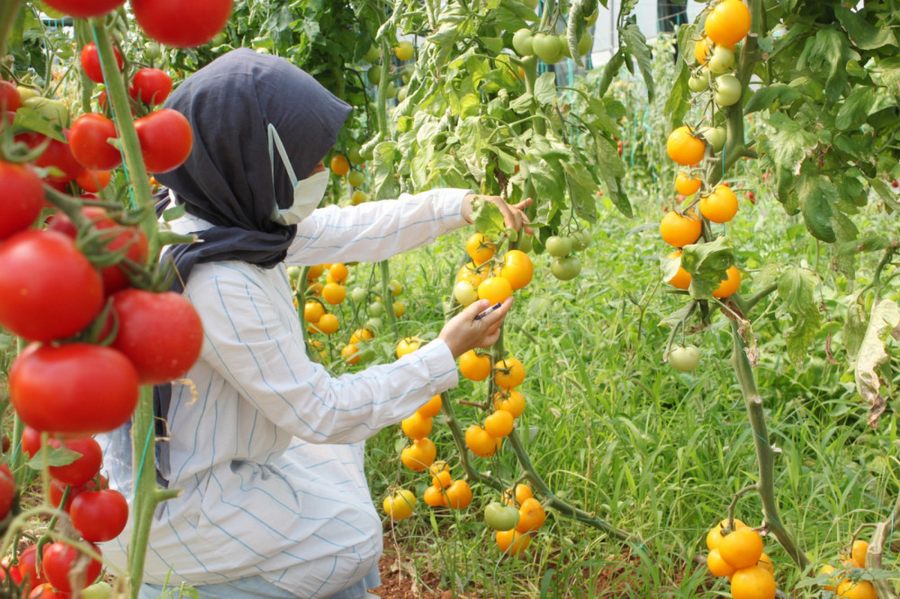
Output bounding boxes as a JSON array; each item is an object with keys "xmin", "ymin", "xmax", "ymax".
[{"xmin": 268, "ymin": 124, "xmax": 330, "ymax": 225}]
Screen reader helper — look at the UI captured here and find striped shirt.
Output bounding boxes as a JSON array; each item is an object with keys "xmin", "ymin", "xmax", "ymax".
[{"xmin": 99, "ymin": 189, "xmax": 469, "ymax": 597}]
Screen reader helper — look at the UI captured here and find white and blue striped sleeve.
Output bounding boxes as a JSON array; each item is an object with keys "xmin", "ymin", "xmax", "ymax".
[
  {"xmin": 285, "ymin": 188, "xmax": 470, "ymax": 266},
  {"xmin": 189, "ymin": 269, "xmax": 459, "ymax": 444}
]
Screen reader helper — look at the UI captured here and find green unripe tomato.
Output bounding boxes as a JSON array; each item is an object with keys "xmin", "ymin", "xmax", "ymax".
[
  {"xmin": 516, "ymin": 234, "xmax": 534, "ymax": 253},
  {"xmin": 546, "ymin": 236, "xmax": 573, "ymax": 258},
  {"xmin": 484, "ymin": 502, "xmax": 520, "ymax": 531},
  {"xmin": 574, "ymin": 230, "xmax": 592, "ymax": 250},
  {"xmin": 364, "ymin": 45, "xmax": 381, "ymax": 63},
  {"xmin": 81, "ymin": 582, "xmax": 112, "ymax": 599},
  {"xmin": 287, "ymin": 266, "xmax": 302, "ymax": 285},
  {"xmin": 714, "ymin": 74, "xmax": 742, "ymax": 107},
  {"xmin": 365, "ymin": 317, "xmax": 383, "ymax": 333},
  {"xmin": 348, "ymin": 170, "xmax": 365, "ymax": 188},
  {"xmin": 385, "ymin": 84, "xmax": 398, "ymax": 99},
  {"xmin": 368, "ymin": 67, "xmax": 382, "ymax": 85},
  {"xmin": 668, "ymin": 345, "xmax": 700, "ymax": 372},
  {"xmin": 453, "ymin": 281, "xmax": 478, "ymax": 306},
  {"xmin": 16, "ymin": 86, "xmax": 39, "ymax": 103},
  {"xmin": 558, "ymin": 34, "xmax": 571, "ymax": 58},
  {"xmin": 512, "ymin": 28, "xmax": 534, "ymax": 57},
  {"xmin": 551, "ymin": 255, "xmax": 582, "ymax": 280},
  {"xmin": 700, "ymin": 126, "xmax": 727, "ymax": 152},
  {"xmin": 369, "ymin": 301, "xmax": 385, "ymax": 316},
  {"xmin": 577, "ymin": 32, "xmax": 593, "ymax": 56},
  {"xmin": 531, "ymin": 33, "xmax": 563, "ymax": 64},
  {"xmin": 350, "ymin": 287, "xmax": 368, "ymax": 303},
  {"xmin": 348, "ymin": 147, "xmax": 363, "ymax": 164},
  {"xmin": 688, "ymin": 73, "xmax": 709, "ymax": 93},
  {"xmin": 707, "ymin": 46, "xmax": 735, "ymax": 75}
]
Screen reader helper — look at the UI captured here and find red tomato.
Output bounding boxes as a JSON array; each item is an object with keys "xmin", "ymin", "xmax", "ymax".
[
  {"xmin": 0, "ymin": 230, "xmax": 103, "ymax": 341},
  {"xmin": 10, "ymin": 344, "xmax": 139, "ymax": 435},
  {"xmin": 132, "ymin": 0, "xmax": 233, "ymax": 48},
  {"xmin": 15, "ymin": 546, "xmax": 46, "ymax": 592},
  {"xmin": 17, "ymin": 133, "xmax": 83, "ymax": 184},
  {"xmin": 1, "ymin": 557, "xmax": 24, "ymax": 585},
  {"xmin": 70, "ymin": 489, "xmax": 128, "ymax": 542},
  {"xmin": 0, "ymin": 464, "xmax": 15, "ymax": 520},
  {"xmin": 134, "ymin": 109, "xmax": 193, "ymax": 173},
  {"xmin": 111, "ymin": 290, "xmax": 203, "ymax": 383},
  {"xmin": 43, "ymin": 0, "xmax": 124, "ymax": 17},
  {"xmin": 75, "ymin": 169, "xmax": 111, "ymax": 192},
  {"xmin": 47, "ymin": 437, "xmax": 102, "ymax": 486},
  {"xmin": 29, "ymin": 584, "xmax": 68, "ymax": 599},
  {"xmin": 69, "ymin": 113, "xmax": 121, "ymax": 171},
  {"xmin": 41, "ymin": 542, "xmax": 101, "ymax": 593},
  {"xmin": 21, "ymin": 426, "xmax": 42, "ymax": 458},
  {"xmin": 80, "ymin": 42, "xmax": 123, "ymax": 84},
  {"xmin": 49, "ymin": 475, "xmax": 108, "ymax": 512},
  {"xmin": 47, "ymin": 207, "xmax": 149, "ymax": 295},
  {"xmin": 0, "ymin": 161, "xmax": 44, "ymax": 240},
  {"xmin": 0, "ymin": 81, "xmax": 21, "ymax": 112},
  {"xmin": 130, "ymin": 68, "xmax": 173, "ymax": 105}
]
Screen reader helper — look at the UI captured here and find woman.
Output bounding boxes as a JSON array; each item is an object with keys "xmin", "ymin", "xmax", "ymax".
[{"xmin": 101, "ymin": 49, "xmax": 530, "ymax": 598}]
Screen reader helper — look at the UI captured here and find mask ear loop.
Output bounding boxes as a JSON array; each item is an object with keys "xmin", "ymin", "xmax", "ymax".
[{"xmin": 267, "ymin": 124, "xmax": 299, "ymax": 188}]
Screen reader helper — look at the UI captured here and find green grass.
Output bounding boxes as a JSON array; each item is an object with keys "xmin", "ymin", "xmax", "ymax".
[{"xmin": 360, "ymin": 171, "xmax": 899, "ymax": 597}]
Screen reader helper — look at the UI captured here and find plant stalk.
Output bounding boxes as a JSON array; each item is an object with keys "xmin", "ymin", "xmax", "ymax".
[
  {"xmin": 730, "ymin": 322, "xmax": 809, "ymax": 570},
  {"xmin": 0, "ymin": 0, "xmax": 23, "ymax": 58}
]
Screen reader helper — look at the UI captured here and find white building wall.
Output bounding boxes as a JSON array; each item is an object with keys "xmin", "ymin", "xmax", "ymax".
[{"xmin": 590, "ymin": 0, "xmax": 704, "ymax": 63}]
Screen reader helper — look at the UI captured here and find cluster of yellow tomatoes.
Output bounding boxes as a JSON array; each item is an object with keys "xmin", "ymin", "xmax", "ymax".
[
  {"xmin": 329, "ymin": 153, "xmax": 368, "ymax": 205},
  {"xmin": 661, "ymin": 0, "xmax": 750, "ymax": 299},
  {"xmin": 819, "ymin": 540, "xmax": 879, "ymax": 599},
  {"xmin": 489, "ymin": 482, "xmax": 547, "ymax": 557},
  {"xmin": 291, "ymin": 262, "xmax": 350, "ymax": 338},
  {"xmin": 705, "ymin": 519, "xmax": 776, "ymax": 599}
]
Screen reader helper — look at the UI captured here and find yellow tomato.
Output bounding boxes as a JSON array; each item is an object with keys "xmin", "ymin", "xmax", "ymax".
[
  {"xmin": 458, "ymin": 350, "xmax": 492, "ymax": 381},
  {"xmin": 704, "ymin": 0, "xmax": 752, "ymax": 47},
  {"xmin": 322, "ymin": 283, "xmax": 347, "ymax": 305},
  {"xmin": 694, "ymin": 37, "xmax": 711, "ymax": 65},
  {"xmin": 307, "ymin": 264, "xmax": 325, "ymax": 281},
  {"xmin": 382, "ymin": 489, "xmax": 416, "ymax": 520},
  {"xmin": 423, "ymin": 485, "xmax": 446, "ymax": 507},
  {"xmin": 495, "ymin": 529, "xmax": 532, "ymax": 556},
  {"xmin": 478, "ymin": 277, "xmax": 513, "ymax": 305},
  {"xmin": 349, "ymin": 328, "xmax": 374, "ymax": 345},
  {"xmin": 401, "ymin": 412, "xmax": 432, "ymax": 440},
  {"xmin": 400, "ymin": 438, "xmax": 436, "ymax": 472},
  {"xmin": 465, "ymin": 233, "xmax": 496, "ymax": 266},
  {"xmin": 660, "ymin": 211, "xmax": 702, "ymax": 247},
  {"xmin": 718, "ymin": 527, "xmax": 763, "ymax": 570},
  {"xmin": 500, "ymin": 250, "xmax": 533, "ymax": 290},
  {"xmin": 329, "ymin": 263, "xmax": 348, "ymax": 283},
  {"xmin": 675, "ymin": 171, "xmax": 702, "ymax": 195},
  {"xmin": 713, "ymin": 266, "xmax": 742, "ymax": 298},
  {"xmin": 667, "ymin": 250, "xmax": 692, "ymax": 290},
  {"xmin": 392, "ymin": 301, "xmax": 405, "ymax": 317},
  {"xmin": 494, "ymin": 357, "xmax": 525, "ymax": 390},
  {"xmin": 493, "ymin": 390, "xmax": 526, "ymax": 418},
  {"xmin": 396, "ymin": 337, "xmax": 422, "ymax": 358},
  {"xmin": 341, "ymin": 343, "xmax": 360, "ymax": 365},
  {"xmin": 465, "ymin": 425, "xmax": 497, "ymax": 458},
  {"xmin": 484, "ymin": 410, "xmax": 514, "ymax": 438},
  {"xmin": 304, "ymin": 301, "xmax": 325, "ymax": 323},
  {"xmin": 444, "ymin": 480, "xmax": 472, "ymax": 509},
  {"xmin": 700, "ymin": 184, "xmax": 739, "ymax": 223},
  {"xmin": 417, "ymin": 395, "xmax": 442, "ymax": 418},
  {"xmin": 706, "ymin": 518, "xmax": 747, "ymax": 550},
  {"xmin": 851, "ymin": 540, "xmax": 869, "ymax": 568},
  {"xmin": 330, "ymin": 154, "xmax": 350, "ymax": 177},
  {"xmin": 456, "ymin": 261, "xmax": 489, "ymax": 288},
  {"xmin": 730, "ymin": 565, "xmax": 776, "ymax": 599},
  {"xmin": 706, "ymin": 548, "xmax": 735, "ymax": 578},
  {"xmin": 430, "ymin": 462, "xmax": 452, "ymax": 489},
  {"xmin": 315, "ymin": 313, "xmax": 339, "ymax": 335},
  {"xmin": 836, "ymin": 580, "xmax": 877, "ymax": 599},
  {"xmin": 514, "ymin": 483, "xmax": 533, "ymax": 506},
  {"xmin": 666, "ymin": 126, "xmax": 706, "ymax": 166},
  {"xmin": 515, "ymin": 497, "xmax": 546, "ymax": 533}
]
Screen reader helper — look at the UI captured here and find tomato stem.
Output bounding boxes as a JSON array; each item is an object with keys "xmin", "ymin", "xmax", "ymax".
[{"xmin": 729, "ymin": 321, "xmax": 809, "ymax": 570}]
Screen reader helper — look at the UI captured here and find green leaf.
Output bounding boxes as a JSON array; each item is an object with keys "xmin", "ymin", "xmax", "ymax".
[
  {"xmin": 664, "ymin": 39, "xmax": 691, "ymax": 129},
  {"xmin": 843, "ymin": 301, "xmax": 868, "ymax": 362},
  {"xmin": 835, "ymin": 6, "xmax": 897, "ymax": 50},
  {"xmin": 12, "ymin": 107, "xmax": 66, "ymax": 141},
  {"xmin": 797, "ymin": 28, "xmax": 855, "ymax": 101},
  {"xmin": 27, "ymin": 446, "xmax": 81, "ymax": 470},
  {"xmin": 836, "ymin": 86, "xmax": 875, "ymax": 130},
  {"xmin": 765, "ymin": 112, "xmax": 816, "ymax": 168},
  {"xmin": 472, "ymin": 199, "xmax": 506, "ymax": 237},
  {"xmin": 777, "ymin": 267, "xmax": 821, "ymax": 363},
  {"xmin": 596, "ymin": 51, "xmax": 624, "ymax": 97},
  {"xmin": 797, "ymin": 175, "xmax": 837, "ymax": 243},
  {"xmin": 593, "ymin": 135, "xmax": 631, "ymax": 217},
  {"xmin": 509, "ymin": 91, "xmax": 534, "ymax": 113},
  {"xmin": 853, "ymin": 300, "xmax": 900, "ymax": 426},
  {"xmin": 620, "ymin": 21, "xmax": 654, "ymax": 101},
  {"xmin": 162, "ymin": 204, "xmax": 186, "ymax": 222},
  {"xmin": 659, "ymin": 302, "xmax": 694, "ymax": 329},
  {"xmin": 562, "ymin": 161, "xmax": 598, "ymax": 222},
  {"xmin": 744, "ymin": 84, "xmax": 803, "ymax": 114},
  {"xmin": 533, "ymin": 72, "xmax": 557, "ymax": 106},
  {"xmin": 681, "ymin": 237, "xmax": 734, "ymax": 299}
]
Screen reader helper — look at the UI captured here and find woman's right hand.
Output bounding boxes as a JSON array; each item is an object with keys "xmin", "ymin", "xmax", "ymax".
[{"xmin": 438, "ymin": 299, "xmax": 512, "ymax": 359}]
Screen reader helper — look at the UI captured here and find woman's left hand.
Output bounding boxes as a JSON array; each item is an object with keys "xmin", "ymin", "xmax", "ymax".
[{"xmin": 463, "ymin": 195, "xmax": 533, "ymax": 235}]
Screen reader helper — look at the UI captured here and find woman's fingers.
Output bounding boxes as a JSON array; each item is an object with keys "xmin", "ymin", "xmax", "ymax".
[{"xmin": 477, "ymin": 298, "xmax": 512, "ymax": 329}]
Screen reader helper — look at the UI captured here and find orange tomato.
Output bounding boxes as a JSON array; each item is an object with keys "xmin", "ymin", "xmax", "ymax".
[
  {"xmin": 478, "ymin": 276, "xmax": 513, "ymax": 305},
  {"xmin": 465, "ymin": 424, "xmax": 497, "ymax": 458},
  {"xmin": 330, "ymin": 154, "xmax": 350, "ymax": 177},
  {"xmin": 758, "ymin": 553, "xmax": 774, "ymax": 574},
  {"xmin": 730, "ymin": 565, "xmax": 776, "ymax": 599},
  {"xmin": 666, "ymin": 250, "xmax": 692, "ymax": 290},
  {"xmin": 423, "ymin": 485, "xmax": 446, "ymax": 507},
  {"xmin": 445, "ymin": 480, "xmax": 472, "ymax": 509},
  {"xmin": 349, "ymin": 328, "xmax": 374, "ymax": 344},
  {"xmin": 836, "ymin": 579, "xmax": 876, "ymax": 599},
  {"xmin": 707, "ymin": 548, "xmax": 736, "ymax": 578},
  {"xmin": 495, "ymin": 529, "xmax": 531, "ymax": 556},
  {"xmin": 718, "ymin": 527, "xmax": 763, "ymax": 569},
  {"xmin": 660, "ymin": 211, "xmax": 702, "ymax": 247},
  {"xmin": 515, "ymin": 497, "xmax": 546, "ymax": 533},
  {"xmin": 307, "ymin": 282, "xmax": 323, "ymax": 296},
  {"xmin": 700, "ymin": 184, "xmax": 739, "ymax": 223},
  {"xmin": 304, "ymin": 301, "xmax": 325, "ymax": 323},
  {"xmin": 458, "ymin": 350, "xmax": 491, "ymax": 381},
  {"xmin": 494, "ymin": 357, "xmax": 525, "ymax": 390},
  {"xmin": 514, "ymin": 483, "xmax": 533, "ymax": 506},
  {"xmin": 706, "ymin": 518, "xmax": 747, "ymax": 550},
  {"xmin": 329, "ymin": 263, "xmax": 348, "ymax": 283},
  {"xmin": 400, "ymin": 438, "xmax": 436, "ymax": 472},
  {"xmin": 430, "ymin": 462, "xmax": 452, "ymax": 489},
  {"xmin": 694, "ymin": 37, "xmax": 711, "ymax": 65},
  {"xmin": 322, "ymin": 283, "xmax": 346, "ymax": 305},
  {"xmin": 704, "ymin": 0, "xmax": 751, "ymax": 47},
  {"xmin": 851, "ymin": 540, "xmax": 869, "ymax": 568},
  {"xmin": 493, "ymin": 390, "xmax": 526, "ymax": 418},
  {"xmin": 315, "ymin": 313, "xmax": 339, "ymax": 334},
  {"xmin": 417, "ymin": 395, "xmax": 442, "ymax": 418},
  {"xmin": 75, "ymin": 169, "xmax": 112, "ymax": 192},
  {"xmin": 307, "ymin": 264, "xmax": 325, "ymax": 280},
  {"xmin": 500, "ymin": 250, "xmax": 533, "ymax": 290},
  {"xmin": 401, "ymin": 412, "xmax": 432, "ymax": 440},
  {"xmin": 675, "ymin": 171, "xmax": 702, "ymax": 196},
  {"xmin": 713, "ymin": 265, "xmax": 741, "ymax": 298},
  {"xmin": 666, "ymin": 126, "xmax": 706, "ymax": 166},
  {"xmin": 465, "ymin": 233, "xmax": 496, "ymax": 266},
  {"xmin": 341, "ymin": 343, "xmax": 360, "ymax": 365},
  {"xmin": 484, "ymin": 409, "xmax": 514, "ymax": 438}
]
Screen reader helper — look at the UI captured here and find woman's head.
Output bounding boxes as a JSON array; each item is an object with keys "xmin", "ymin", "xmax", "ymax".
[{"xmin": 157, "ymin": 48, "xmax": 350, "ymax": 231}]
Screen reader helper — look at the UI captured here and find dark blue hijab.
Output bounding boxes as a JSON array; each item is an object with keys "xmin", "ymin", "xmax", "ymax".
[{"xmin": 150, "ymin": 49, "xmax": 351, "ymax": 484}]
